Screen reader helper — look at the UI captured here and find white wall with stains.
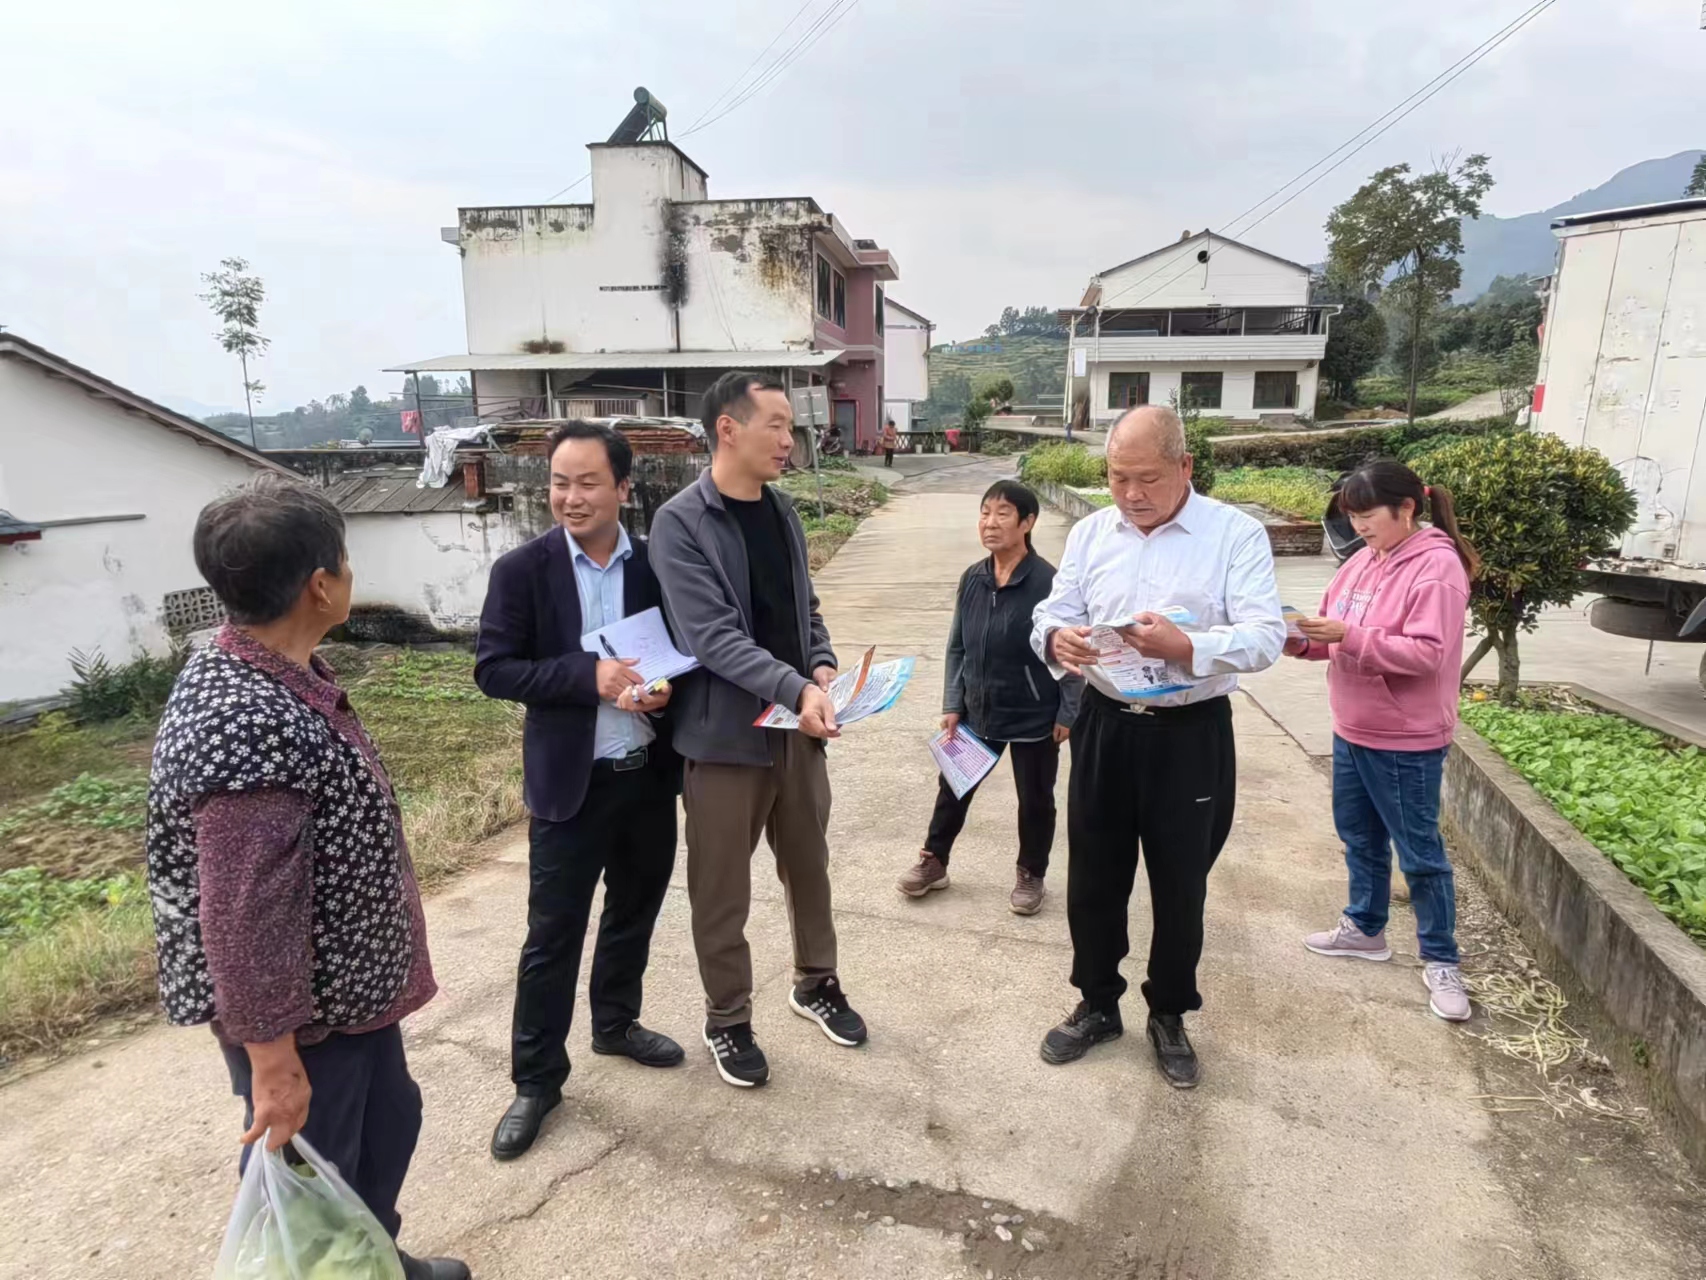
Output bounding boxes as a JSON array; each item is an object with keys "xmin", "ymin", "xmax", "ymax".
[
  {"xmin": 342, "ymin": 509, "xmax": 524, "ymax": 634},
  {"xmin": 0, "ymin": 358, "xmax": 265, "ymax": 701}
]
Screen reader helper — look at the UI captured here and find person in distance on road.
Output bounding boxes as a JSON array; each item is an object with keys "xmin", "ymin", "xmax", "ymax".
[
  {"xmin": 146, "ymin": 476, "xmax": 468, "ymax": 1280},
  {"xmin": 650, "ymin": 371, "xmax": 868, "ymax": 1089},
  {"xmin": 897, "ymin": 479, "xmax": 1081, "ymax": 915},
  {"xmin": 474, "ymin": 420, "xmax": 685, "ymax": 1163},
  {"xmin": 1031, "ymin": 406, "xmax": 1286, "ymax": 1088},
  {"xmin": 1288, "ymin": 458, "xmax": 1479, "ymax": 1023}
]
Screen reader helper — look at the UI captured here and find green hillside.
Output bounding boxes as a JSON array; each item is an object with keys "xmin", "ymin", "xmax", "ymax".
[{"xmin": 927, "ymin": 334, "xmax": 1067, "ymax": 418}]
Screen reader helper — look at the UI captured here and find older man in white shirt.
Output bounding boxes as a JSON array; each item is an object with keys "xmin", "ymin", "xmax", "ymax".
[{"xmin": 1031, "ymin": 405, "xmax": 1285, "ymax": 1087}]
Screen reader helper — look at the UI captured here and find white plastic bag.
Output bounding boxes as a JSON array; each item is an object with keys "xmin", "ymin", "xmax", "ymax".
[{"xmin": 213, "ymin": 1132, "xmax": 406, "ymax": 1280}]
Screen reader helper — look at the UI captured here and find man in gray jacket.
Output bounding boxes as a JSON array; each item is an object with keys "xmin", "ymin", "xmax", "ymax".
[{"xmin": 650, "ymin": 371, "xmax": 868, "ymax": 1089}]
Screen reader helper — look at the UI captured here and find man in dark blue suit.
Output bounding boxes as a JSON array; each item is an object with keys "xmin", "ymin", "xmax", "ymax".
[{"xmin": 475, "ymin": 421, "xmax": 684, "ymax": 1161}]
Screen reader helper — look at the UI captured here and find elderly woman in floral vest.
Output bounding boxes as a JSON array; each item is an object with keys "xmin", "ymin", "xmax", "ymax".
[{"xmin": 146, "ymin": 476, "xmax": 468, "ymax": 1280}]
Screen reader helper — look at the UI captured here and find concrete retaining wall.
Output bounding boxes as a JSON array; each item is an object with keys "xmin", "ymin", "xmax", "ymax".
[
  {"xmin": 1032, "ymin": 480, "xmax": 1324, "ymax": 556},
  {"xmin": 1442, "ymin": 727, "xmax": 1706, "ymax": 1170}
]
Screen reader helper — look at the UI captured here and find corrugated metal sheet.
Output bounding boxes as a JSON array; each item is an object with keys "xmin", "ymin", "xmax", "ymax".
[
  {"xmin": 324, "ymin": 471, "xmax": 479, "ymax": 515},
  {"xmin": 385, "ymin": 349, "xmax": 842, "ymax": 374}
]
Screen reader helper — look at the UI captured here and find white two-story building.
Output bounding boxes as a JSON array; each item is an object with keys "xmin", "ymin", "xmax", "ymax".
[
  {"xmin": 1062, "ymin": 231, "xmax": 1336, "ymax": 426},
  {"xmin": 392, "ymin": 92, "xmax": 902, "ymax": 453}
]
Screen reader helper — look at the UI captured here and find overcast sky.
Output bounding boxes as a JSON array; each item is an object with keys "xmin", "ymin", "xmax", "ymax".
[{"xmin": 2, "ymin": 0, "xmax": 1701, "ymax": 414}]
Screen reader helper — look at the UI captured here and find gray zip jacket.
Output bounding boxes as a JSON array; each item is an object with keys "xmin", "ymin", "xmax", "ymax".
[{"xmin": 650, "ymin": 469, "xmax": 837, "ymax": 765}]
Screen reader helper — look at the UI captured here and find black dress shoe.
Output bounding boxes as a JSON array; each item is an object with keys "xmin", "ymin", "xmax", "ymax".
[
  {"xmin": 400, "ymin": 1253, "xmax": 472, "ymax": 1280},
  {"xmin": 490, "ymin": 1092, "xmax": 561, "ymax": 1162},
  {"xmin": 1039, "ymin": 1001, "xmax": 1123, "ymax": 1065},
  {"xmin": 591, "ymin": 1021, "xmax": 686, "ymax": 1067},
  {"xmin": 1147, "ymin": 1013, "xmax": 1201, "ymax": 1089}
]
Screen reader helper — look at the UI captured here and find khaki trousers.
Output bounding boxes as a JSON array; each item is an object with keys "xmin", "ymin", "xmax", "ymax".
[{"xmin": 683, "ymin": 733, "xmax": 838, "ymax": 1028}]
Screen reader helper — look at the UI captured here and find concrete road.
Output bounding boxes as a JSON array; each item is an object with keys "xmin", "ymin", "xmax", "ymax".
[
  {"xmin": 1246, "ymin": 555, "xmax": 1706, "ymax": 756},
  {"xmin": 3, "ymin": 461, "xmax": 1704, "ymax": 1280}
]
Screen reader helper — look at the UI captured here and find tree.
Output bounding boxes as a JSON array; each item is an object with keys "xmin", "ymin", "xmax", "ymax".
[
  {"xmin": 348, "ymin": 385, "xmax": 373, "ymax": 415},
  {"xmin": 1686, "ymin": 156, "xmax": 1706, "ymax": 198},
  {"xmin": 1167, "ymin": 387, "xmax": 1217, "ymax": 494},
  {"xmin": 1326, "ymin": 155, "xmax": 1494, "ymax": 422},
  {"xmin": 1320, "ymin": 296, "xmax": 1388, "ymax": 402},
  {"xmin": 974, "ymin": 374, "xmax": 1015, "ymax": 409},
  {"xmin": 198, "ymin": 257, "xmax": 270, "ymax": 447},
  {"xmin": 1419, "ymin": 432, "xmax": 1634, "ymax": 699},
  {"xmin": 1496, "ymin": 332, "xmax": 1540, "ymax": 417}
]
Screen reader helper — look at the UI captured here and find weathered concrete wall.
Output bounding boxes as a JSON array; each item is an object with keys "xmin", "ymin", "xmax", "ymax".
[
  {"xmin": 0, "ymin": 360, "xmax": 266, "ymax": 701},
  {"xmin": 342, "ymin": 509, "xmax": 525, "ymax": 636},
  {"xmin": 1442, "ymin": 726, "xmax": 1706, "ymax": 1171}
]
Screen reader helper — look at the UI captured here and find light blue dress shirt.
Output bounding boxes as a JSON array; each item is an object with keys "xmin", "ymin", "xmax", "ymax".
[{"xmin": 566, "ymin": 526, "xmax": 655, "ymax": 761}]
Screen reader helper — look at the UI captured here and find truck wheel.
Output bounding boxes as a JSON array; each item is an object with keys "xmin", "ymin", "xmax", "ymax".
[{"xmin": 1590, "ymin": 598, "xmax": 1683, "ymax": 642}]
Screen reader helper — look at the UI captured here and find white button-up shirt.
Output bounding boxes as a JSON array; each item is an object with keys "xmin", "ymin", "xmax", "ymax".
[{"xmin": 1031, "ymin": 491, "xmax": 1287, "ymax": 708}]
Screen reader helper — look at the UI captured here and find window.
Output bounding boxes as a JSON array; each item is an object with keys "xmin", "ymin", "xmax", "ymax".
[
  {"xmin": 875, "ymin": 285, "xmax": 885, "ymax": 335},
  {"xmin": 1180, "ymin": 371, "xmax": 1223, "ymax": 410},
  {"xmin": 815, "ymin": 254, "xmax": 847, "ymax": 328},
  {"xmin": 1108, "ymin": 371, "xmax": 1150, "ymax": 410},
  {"xmin": 1254, "ymin": 370, "xmax": 1298, "ymax": 410},
  {"xmin": 161, "ymin": 586, "xmax": 224, "ymax": 636}
]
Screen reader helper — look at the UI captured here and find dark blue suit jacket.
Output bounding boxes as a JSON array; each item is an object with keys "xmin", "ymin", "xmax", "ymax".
[{"xmin": 474, "ymin": 528, "xmax": 681, "ymax": 823}]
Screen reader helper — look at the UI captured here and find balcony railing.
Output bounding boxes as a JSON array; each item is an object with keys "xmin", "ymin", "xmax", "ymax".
[{"xmin": 1073, "ymin": 306, "xmax": 1331, "ymax": 341}]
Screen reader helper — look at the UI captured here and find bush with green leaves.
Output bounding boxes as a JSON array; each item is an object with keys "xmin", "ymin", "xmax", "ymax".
[
  {"xmin": 1019, "ymin": 442, "xmax": 1106, "ymax": 489},
  {"xmin": 0, "ymin": 866, "xmax": 145, "ymax": 945},
  {"xmin": 1462, "ymin": 699, "xmax": 1706, "ymax": 944},
  {"xmin": 1210, "ymin": 467, "xmax": 1334, "ymax": 520},
  {"xmin": 1211, "ymin": 416, "xmax": 1509, "ymax": 471},
  {"xmin": 66, "ymin": 646, "xmax": 187, "ymax": 723},
  {"xmin": 1419, "ymin": 432, "xmax": 1635, "ymax": 698},
  {"xmin": 1185, "ymin": 422, "xmax": 1216, "ymax": 495}
]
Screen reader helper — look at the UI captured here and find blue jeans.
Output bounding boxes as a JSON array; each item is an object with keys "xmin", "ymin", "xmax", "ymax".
[{"xmin": 1332, "ymin": 736, "xmax": 1460, "ymax": 964}]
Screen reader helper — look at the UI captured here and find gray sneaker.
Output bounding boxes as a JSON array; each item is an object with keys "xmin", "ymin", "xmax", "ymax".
[
  {"xmin": 1423, "ymin": 963, "xmax": 1471, "ymax": 1022},
  {"xmin": 897, "ymin": 852, "xmax": 949, "ymax": 898},
  {"xmin": 1303, "ymin": 914, "xmax": 1392, "ymax": 962},
  {"xmin": 1009, "ymin": 868, "xmax": 1045, "ymax": 916}
]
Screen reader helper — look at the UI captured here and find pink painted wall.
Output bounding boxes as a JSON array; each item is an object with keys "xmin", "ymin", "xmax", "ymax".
[{"xmin": 815, "ymin": 264, "xmax": 886, "ymax": 452}]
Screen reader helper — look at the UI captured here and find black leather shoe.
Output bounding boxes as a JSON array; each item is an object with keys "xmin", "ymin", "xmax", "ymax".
[
  {"xmin": 490, "ymin": 1091, "xmax": 561, "ymax": 1162},
  {"xmin": 400, "ymin": 1252, "xmax": 472, "ymax": 1280},
  {"xmin": 1147, "ymin": 1014, "xmax": 1201, "ymax": 1089},
  {"xmin": 591, "ymin": 1021, "xmax": 686, "ymax": 1067},
  {"xmin": 1039, "ymin": 1001, "xmax": 1123, "ymax": 1065}
]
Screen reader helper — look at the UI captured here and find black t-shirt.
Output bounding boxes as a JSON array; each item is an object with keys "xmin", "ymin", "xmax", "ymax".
[{"xmin": 724, "ymin": 488, "xmax": 807, "ymax": 678}]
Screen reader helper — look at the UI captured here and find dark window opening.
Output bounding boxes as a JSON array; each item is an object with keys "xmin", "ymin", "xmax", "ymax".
[
  {"xmin": 816, "ymin": 256, "xmax": 833, "ymax": 320},
  {"xmin": 1180, "ymin": 371, "xmax": 1223, "ymax": 410},
  {"xmin": 832, "ymin": 273, "xmax": 846, "ymax": 329},
  {"xmin": 875, "ymin": 286, "xmax": 885, "ymax": 335},
  {"xmin": 1253, "ymin": 371, "xmax": 1298, "ymax": 410},
  {"xmin": 1108, "ymin": 372, "xmax": 1150, "ymax": 410}
]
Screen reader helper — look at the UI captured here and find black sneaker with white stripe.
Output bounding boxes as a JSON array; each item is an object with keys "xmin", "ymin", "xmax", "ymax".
[
  {"xmin": 703, "ymin": 1020, "xmax": 769, "ymax": 1088},
  {"xmin": 788, "ymin": 976, "xmax": 868, "ymax": 1046}
]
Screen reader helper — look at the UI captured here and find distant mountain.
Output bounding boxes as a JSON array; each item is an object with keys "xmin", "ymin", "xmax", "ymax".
[
  {"xmin": 1457, "ymin": 150, "xmax": 1705, "ymax": 298},
  {"xmin": 160, "ymin": 394, "xmax": 241, "ymax": 422}
]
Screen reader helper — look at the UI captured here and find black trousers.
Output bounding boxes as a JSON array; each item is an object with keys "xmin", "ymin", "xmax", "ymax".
[
  {"xmin": 513, "ymin": 760, "xmax": 677, "ymax": 1096},
  {"xmin": 223, "ymin": 1024, "xmax": 421, "ymax": 1240},
  {"xmin": 924, "ymin": 736, "xmax": 1060, "ymax": 875},
  {"xmin": 1067, "ymin": 692, "xmax": 1236, "ymax": 1017}
]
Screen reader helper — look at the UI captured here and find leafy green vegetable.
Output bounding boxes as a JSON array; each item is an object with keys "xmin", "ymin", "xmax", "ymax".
[{"xmin": 1462, "ymin": 699, "xmax": 1706, "ymax": 944}]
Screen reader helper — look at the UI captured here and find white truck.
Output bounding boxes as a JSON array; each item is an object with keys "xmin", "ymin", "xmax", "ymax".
[{"xmin": 1530, "ymin": 197, "xmax": 1706, "ymax": 683}]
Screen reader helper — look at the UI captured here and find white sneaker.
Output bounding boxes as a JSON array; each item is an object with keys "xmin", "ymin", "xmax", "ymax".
[
  {"xmin": 1303, "ymin": 914, "xmax": 1392, "ymax": 961},
  {"xmin": 1423, "ymin": 963, "xmax": 1471, "ymax": 1022}
]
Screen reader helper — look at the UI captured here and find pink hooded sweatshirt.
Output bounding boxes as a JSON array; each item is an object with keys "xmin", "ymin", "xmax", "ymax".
[{"xmin": 1298, "ymin": 526, "xmax": 1470, "ymax": 752}]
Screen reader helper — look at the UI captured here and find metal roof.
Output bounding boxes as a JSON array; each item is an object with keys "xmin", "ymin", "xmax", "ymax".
[
  {"xmin": 1552, "ymin": 197, "xmax": 1706, "ymax": 229},
  {"xmin": 0, "ymin": 333, "xmax": 294, "ymax": 476},
  {"xmin": 325, "ymin": 470, "xmax": 485, "ymax": 515},
  {"xmin": 386, "ymin": 349, "xmax": 843, "ymax": 374}
]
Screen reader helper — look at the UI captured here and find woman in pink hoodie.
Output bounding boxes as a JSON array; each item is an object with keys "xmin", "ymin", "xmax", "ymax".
[{"xmin": 1287, "ymin": 459, "xmax": 1481, "ymax": 1022}]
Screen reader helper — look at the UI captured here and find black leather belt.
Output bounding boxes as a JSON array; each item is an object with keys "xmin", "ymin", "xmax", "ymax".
[{"xmin": 594, "ymin": 747, "xmax": 650, "ymax": 773}]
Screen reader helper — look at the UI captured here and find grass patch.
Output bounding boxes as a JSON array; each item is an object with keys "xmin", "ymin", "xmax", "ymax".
[
  {"xmin": 1462, "ymin": 696, "xmax": 1706, "ymax": 946},
  {"xmin": 1210, "ymin": 467, "xmax": 1335, "ymax": 520},
  {"xmin": 0, "ymin": 647, "xmax": 522, "ymax": 1061},
  {"xmin": 1019, "ymin": 442, "xmax": 1106, "ymax": 488},
  {"xmin": 775, "ymin": 471, "xmax": 888, "ymax": 519}
]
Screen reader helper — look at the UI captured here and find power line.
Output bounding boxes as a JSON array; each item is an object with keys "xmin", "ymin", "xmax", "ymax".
[
  {"xmin": 680, "ymin": 0, "xmax": 861, "ymax": 138},
  {"xmin": 681, "ymin": 0, "xmax": 824, "ymax": 135},
  {"xmin": 1095, "ymin": 0, "xmax": 1560, "ymax": 314}
]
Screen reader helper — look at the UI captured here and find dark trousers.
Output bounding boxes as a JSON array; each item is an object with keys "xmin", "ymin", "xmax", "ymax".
[
  {"xmin": 883, "ymin": 448, "xmax": 895, "ymax": 466},
  {"xmin": 1067, "ymin": 692, "xmax": 1236, "ymax": 1017},
  {"xmin": 924, "ymin": 736, "xmax": 1060, "ymax": 875},
  {"xmin": 512, "ymin": 760, "xmax": 677, "ymax": 1096},
  {"xmin": 223, "ymin": 1024, "xmax": 421, "ymax": 1239}
]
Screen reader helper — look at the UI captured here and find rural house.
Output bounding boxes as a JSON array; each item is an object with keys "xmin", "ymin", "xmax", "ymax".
[
  {"xmin": 1061, "ymin": 231, "xmax": 1337, "ymax": 425},
  {"xmin": 0, "ymin": 333, "xmax": 285, "ymax": 703},
  {"xmin": 392, "ymin": 89, "xmax": 903, "ymax": 453},
  {"xmin": 881, "ymin": 297, "xmax": 934, "ymax": 434}
]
